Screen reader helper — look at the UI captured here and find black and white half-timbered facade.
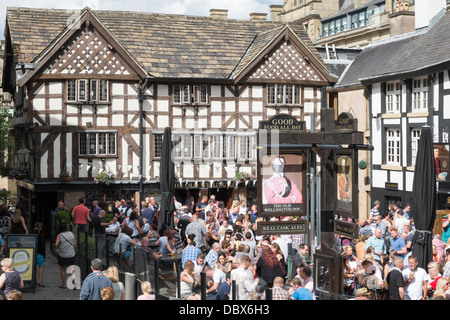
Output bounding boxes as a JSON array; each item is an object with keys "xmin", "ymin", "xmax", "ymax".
[
  {"xmin": 2, "ymin": 7, "xmax": 337, "ymax": 230},
  {"xmin": 337, "ymin": 7, "xmax": 450, "ymax": 210}
]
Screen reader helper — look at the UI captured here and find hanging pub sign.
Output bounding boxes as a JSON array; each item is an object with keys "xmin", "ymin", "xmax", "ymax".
[
  {"xmin": 257, "ymin": 114, "xmax": 307, "ymax": 217},
  {"xmin": 258, "ymin": 152, "xmax": 306, "ymax": 217},
  {"xmin": 334, "ymin": 112, "xmax": 356, "ymax": 132},
  {"xmin": 259, "ymin": 114, "xmax": 306, "ymax": 131},
  {"xmin": 335, "ymin": 150, "xmax": 358, "ymax": 219},
  {"xmin": 334, "ymin": 219, "xmax": 359, "ymax": 239},
  {"xmin": 257, "ymin": 219, "xmax": 307, "ymax": 235},
  {"xmin": 434, "ymin": 143, "xmax": 450, "ymax": 181}
]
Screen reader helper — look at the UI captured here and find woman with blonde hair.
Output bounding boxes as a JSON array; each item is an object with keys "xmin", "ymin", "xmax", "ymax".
[
  {"xmin": 433, "ymin": 277, "xmax": 449, "ymax": 300},
  {"xmin": 103, "ymin": 266, "xmax": 125, "ymax": 300},
  {"xmin": 8, "ymin": 209, "xmax": 28, "ymax": 234},
  {"xmin": 137, "ymin": 281, "xmax": 156, "ymax": 300},
  {"xmin": 0, "ymin": 258, "xmax": 24, "ymax": 299},
  {"xmin": 180, "ymin": 260, "xmax": 200, "ymax": 300}
]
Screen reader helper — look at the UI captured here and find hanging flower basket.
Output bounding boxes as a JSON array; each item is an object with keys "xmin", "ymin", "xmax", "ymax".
[
  {"xmin": 94, "ymin": 170, "xmax": 115, "ymax": 186},
  {"xmin": 0, "ymin": 188, "xmax": 11, "ymax": 203},
  {"xmin": 234, "ymin": 171, "xmax": 254, "ymax": 184}
]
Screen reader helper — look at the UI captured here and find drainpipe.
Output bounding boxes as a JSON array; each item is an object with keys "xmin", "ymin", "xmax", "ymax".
[{"xmin": 138, "ymin": 77, "xmax": 150, "ymax": 208}]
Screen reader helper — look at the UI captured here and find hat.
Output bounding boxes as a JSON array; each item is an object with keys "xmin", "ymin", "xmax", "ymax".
[
  {"xmin": 292, "ymin": 288, "xmax": 313, "ymax": 300},
  {"xmin": 445, "ymin": 245, "xmax": 450, "ymax": 252}
]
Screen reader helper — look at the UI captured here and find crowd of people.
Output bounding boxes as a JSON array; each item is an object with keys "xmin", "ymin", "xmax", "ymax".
[
  {"xmin": 1, "ymin": 193, "xmax": 450, "ymax": 301},
  {"xmin": 339, "ymin": 200, "xmax": 450, "ymax": 300}
]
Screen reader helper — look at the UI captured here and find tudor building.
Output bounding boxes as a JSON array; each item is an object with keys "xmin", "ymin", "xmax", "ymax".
[
  {"xmin": 2, "ymin": 7, "xmax": 337, "ymax": 234},
  {"xmin": 337, "ymin": 3, "xmax": 450, "ymax": 211}
]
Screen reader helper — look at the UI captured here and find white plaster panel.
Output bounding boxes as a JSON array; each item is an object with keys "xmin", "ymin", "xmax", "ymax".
[
  {"xmin": 173, "ymin": 106, "xmax": 182, "ymax": 116},
  {"xmin": 372, "ymin": 83, "xmax": 381, "ymax": 115},
  {"xmin": 67, "ymin": 105, "xmax": 78, "ymax": 114},
  {"xmin": 390, "ymin": 170, "xmax": 403, "ymax": 191},
  {"xmin": 198, "ymin": 106, "xmax": 208, "ymax": 116},
  {"xmin": 158, "ymin": 115, "xmax": 169, "ymax": 128},
  {"xmin": 49, "ymin": 98, "xmax": 62, "ymax": 111},
  {"xmin": 408, "ymin": 117, "xmax": 428, "ymax": 123},
  {"xmin": 372, "ymin": 169, "xmax": 387, "ymax": 189},
  {"xmin": 128, "ymin": 99, "xmax": 139, "ymax": 111},
  {"xmin": 240, "ymin": 87, "xmax": 249, "ymax": 98},
  {"xmin": 67, "ymin": 133, "xmax": 73, "ymax": 175},
  {"xmin": 67, "ymin": 117, "xmax": 78, "ymax": 126},
  {"xmin": 53, "ymin": 135, "xmax": 60, "ymax": 178},
  {"xmin": 383, "ymin": 118, "xmax": 401, "ymax": 125},
  {"xmin": 434, "ymin": 115, "xmax": 439, "ymax": 142},
  {"xmin": 253, "ymin": 116, "xmax": 262, "ymax": 128},
  {"xmin": 211, "ymin": 86, "xmax": 221, "ymax": 97},
  {"xmin": 225, "ymin": 87, "xmax": 234, "ymax": 98},
  {"xmin": 225, "ymin": 101, "xmax": 235, "ymax": 113},
  {"xmin": 158, "ymin": 85, "xmax": 168, "ymax": 97},
  {"xmin": 183, "ymin": 163, "xmax": 194, "ymax": 178},
  {"xmin": 304, "ymin": 102, "xmax": 314, "ymax": 113},
  {"xmin": 97, "ymin": 117, "xmax": 108, "ymax": 126},
  {"xmin": 252, "ymin": 101, "xmax": 263, "ymax": 113},
  {"xmin": 372, "ymin": 118, "xmax": 382, "ymax": 165},
  {"xmin": 40, "ymin": 151, "xmax": 48, "ymax": 178},
  {"xmin": 50, "ymin": 114, "xmax": 62, "ymax": 126},
  {"xmin": 112, "ymin": 83, "xmax": 124, "ymax": 95},
  {"xmin": 304, "ymin": 87, "xmax": 314, "ymax": 99},
  {"xmin": 211, "ymin": 116, "xmax": 222, "ymax": 128},
  {"xmin": 33, "ymin": 98, "xmax": 45, "ymax": 111},
  {"xmin": 158, "ymin": 100, "xmax": 169, "ymax": 112},
  {"xmin": 252, "ymin": 86, "xmax": 263, "ymax": 98},
  {"xmin": 143, "ymin": 100, "xmax": 153, "ymax": 112},
  {"xmin": 197, "ymin": 118, "xmax": 208, "ymax": 129},
  {"xmin": 199, "ymin": 164, "xmax": 210, "ymax": 178},
  {"xmin": 238, "ymin": 101, "xmax": 249, "ymax": 113},
  {"xmin": 405, "ymin": 171, "xmax": 415, "ymax": 192},
  {"xmin": 173, "ymin": 118, "xmax": 183, "ymax": 129},
  {"xmin": 49, "ymin": 82, "xmax": 62, "ymax": 94},
  {"xmin": 112, "ymin": 114, "xmax": 124, "ymax": 126},
  {"xmin": 78, "ymin": 158, "xmax": 88, "ymax": 178},
  {"xmin": 112, "ymin": 98, "xmax": 124, "ymax": 111},
  {"xmin": 81, "ymin": 116, "xmax": 93, "ymax": 126},
  {"xmin": 444, "ymin": 95, "xmax": 450, "ymax": 119},
  {"xmin": 211, "ymin": 101, "xmax": 222, "ymax": 112}
]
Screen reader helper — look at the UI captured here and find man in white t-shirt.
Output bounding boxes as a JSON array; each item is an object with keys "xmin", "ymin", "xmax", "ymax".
[{"xmin": 402, "ymin": 255, "xmax": 428, "ymax": 300}]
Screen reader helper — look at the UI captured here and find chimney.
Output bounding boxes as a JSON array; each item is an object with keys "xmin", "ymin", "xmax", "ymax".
[
  {"xmin": 270, "ymin": 5, "xmax": 283, "ymax": 22},
  {"xmin": 249, "ymin": 12, "xmax": 268, "ymax": 22},
  {"xmin": 389, "ymin": 1, "xmax": 415, "ymax": 36},
  {"xmin": 415, "ymin": 0, "xmax": 446, "ymax": 30},
  {"xmin": 209, "ymin": 9, "xmax": 228, "ymax": 20}
]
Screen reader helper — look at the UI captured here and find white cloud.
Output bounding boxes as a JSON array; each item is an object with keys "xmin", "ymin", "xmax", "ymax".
[{"xmin": 1, "ymin": 0, "xmax": 282, "ymax": 40}]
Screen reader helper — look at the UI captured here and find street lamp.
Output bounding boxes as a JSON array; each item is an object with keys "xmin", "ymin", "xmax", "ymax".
[{"xmin": 16, "ymin": 143, "xmax": 31, "ymax": 169}]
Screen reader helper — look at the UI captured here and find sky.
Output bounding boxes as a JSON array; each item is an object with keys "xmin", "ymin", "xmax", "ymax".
[{"xmin": 0, "ymin": 0, "xmax": 283, "ymax": 40}]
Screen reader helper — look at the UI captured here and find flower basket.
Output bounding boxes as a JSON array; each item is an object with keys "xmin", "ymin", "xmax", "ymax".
[
  {"xmin": 0, "ymin": 188, "xmax": 11, "ymax": 204},
  {"xmin": 94, "ymin": 170, "xmax": 115, "ymax": 186}
]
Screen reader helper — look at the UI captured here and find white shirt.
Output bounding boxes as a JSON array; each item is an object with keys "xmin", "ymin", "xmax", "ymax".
[
  {"xmin": 230, "ymin": 267, "xmax": 258, "ymax": 300},
  {"xmin": 402, "ymin": 267, "xmax": 427, "ymax": 300}
]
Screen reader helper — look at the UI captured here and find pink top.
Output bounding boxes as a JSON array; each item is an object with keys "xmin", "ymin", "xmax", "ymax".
[{"xmin": 72, "ymin": 204, "xmax": 89, "ymax": 225}]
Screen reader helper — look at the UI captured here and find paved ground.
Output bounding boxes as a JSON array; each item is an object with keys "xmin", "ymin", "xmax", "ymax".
[
  {"xmin": 18, "ymin": 240, "xmax": 177, "ymax": 300},
  {"xmin": 20, "ymin": 242, "xmax": 81, "ymax": 300}
]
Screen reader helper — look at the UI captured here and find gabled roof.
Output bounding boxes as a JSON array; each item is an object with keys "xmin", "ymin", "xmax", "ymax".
[
  {"xmin": 337, "ymin": 9, "xmax": 450, "ymax": 88},
  {"xmin": 6, "ymin": 6, "xmax": 335, "ymax": 85}
]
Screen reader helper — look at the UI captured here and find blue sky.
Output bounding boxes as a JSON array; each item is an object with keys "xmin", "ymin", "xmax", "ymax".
[{"xmin": 1, "ymin": 0, "xmax": 283, "ymax": 40}]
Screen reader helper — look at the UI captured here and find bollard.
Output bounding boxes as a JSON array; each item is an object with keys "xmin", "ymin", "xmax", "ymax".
[
  {"xmin": 231, "ymin": 279, "xmax": 237, "ymax": 300},
  {"xmin": 124, "ymin": 272, "xmax": 136, "ymax": 300},
  {"xmin": 200, "ymin": 271, "xmax": 206, "ymax": 300}
]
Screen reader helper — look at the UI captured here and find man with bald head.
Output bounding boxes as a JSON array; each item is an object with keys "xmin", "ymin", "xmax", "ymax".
[{"xmin": 365, "ymin": 228, "xmax": 386, "ymax": 263}]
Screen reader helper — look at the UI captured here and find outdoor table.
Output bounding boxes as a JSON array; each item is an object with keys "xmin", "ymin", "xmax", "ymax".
[{"xmin": 151, "ymin": 252, "xmax": 182, "ymax": 295}]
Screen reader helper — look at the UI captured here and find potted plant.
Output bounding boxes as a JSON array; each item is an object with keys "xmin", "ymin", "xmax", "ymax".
[
  {"xmin": 59, "ymin": 170, "xmax": 73, "ymax": 182},
  {"xmin": 0, "ymin": 188, "xmax": 11, "ymax": 204}
]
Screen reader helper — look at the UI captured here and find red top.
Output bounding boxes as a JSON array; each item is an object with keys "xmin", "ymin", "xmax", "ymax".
[{"xmin": 73, "ymin": 204, "xmax": 89, "ymax": 225}]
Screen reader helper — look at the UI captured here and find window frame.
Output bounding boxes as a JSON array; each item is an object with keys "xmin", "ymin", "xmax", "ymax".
[
  {"xmin": 79, "ymin": 131, "xmax": 117, "ymax": 157},
  {"xmin": 66, "ymin": 79, "xmax": 110, "ymax": 103},
  {"xmin": 386, "ymin": 81, "xmax": 401, "ymax": 114},
  {"xmin": 386, "ymin": 128, "xmax": 401, "ymax": 166},
  {"xmin": 266, "ymin": 84, "xmax": 302, "ymax": 106},
  {"xmin": 411, "ymin": 128, "xmax": 421, "ymax": 167},
  {"xmin": 172, "ymin": 84, "xmax": 209, "ymax": 105},
  {"xmin": 412, "ymin": 77, "xmax": 428, "ymax": 112}
]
